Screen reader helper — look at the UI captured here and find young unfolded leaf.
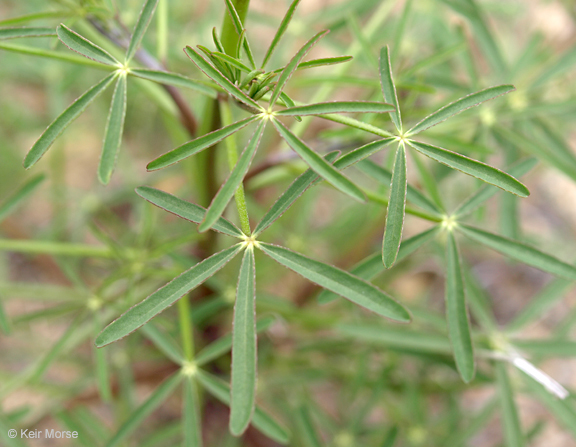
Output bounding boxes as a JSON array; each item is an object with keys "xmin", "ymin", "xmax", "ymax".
[
  {"xmin": 454, "ymin": 158, "xmax": 538, "ymax": 217},
  {"xmin": 95, "ymin": 245, "xmax": 242, "ymax": 347},
  {"xmin": 275, "ymin": 101, "xmax": 394, "ymax": 116},
  {"xmin": 147, "ymin": 115, "xmax": 258, "ymax": 171},
  {"xmin": 211, "ymin": 51, "xmax": 252, "ymax": 73},
  {"xmin": 379, "ymin": 46, "xmax": 402, "ymax": 132},
  {"xmin": 261, "ymin": 0, "xmax": 301, "ymax": 68},
  {"xmin": 273, "ymin": 119, "xmax": 365, "ymax": 202},
  {"xmin": 0, "ymin": 27, "xmax": 56, "ymax": 39},
  {"xmin": 106, "ymin": 373, "xmax": 182, "ymax": 447},
  {"xmin": 200, "ymin": 122, "xmax": 265, "ymax": 233},
  {"xmin": 296, "ymin": 56, "xmax": 352, "ymax": 70},
  {"xmin": 56, "ymin": 25, "xmax": 119, "ymax": 66},
  {"xmin": 24, "ymin": 73, "xmax": 116, "ymax": 169},
  {"xmin": 184, "ymin": 46, "xmax": 261, "ymax": 111},
  {"xmin": 495, "ymin": 363, "xmax": 524, "ymax": 447},
  {"xmin": 125, "ymin": 0, "xmax": 159, "ymax": 62},
  {"xmin": 136, "ymin": 186, "xmax": 243, "ymax": 238},
  {"xmin": 183, "ymin": 377, "xmax": 202, "ymax": 447},
  {"xmin": 0, "ymin": 173, "xmax": 45, "ymax": 223},
  {"xmin": 407, "ymin": 141, "xmax": 530, "ymax": 197},
  {"xmin": 407, "ymin": 85, "xmax": 515, "ymax": 135},
  {"xmin": 445, "ymin": 232, "xmax": 475, "ymax": 383},
  {"xmin": 230, "ymin": 249, "xmax": 257, "ymax": 436},
  {"xmin": 196, "ymin": 370, "xmax": 291, "ymax": 444},
  {"xmin": 253, "ymin": 152, "xmax": 340, "ymax": 236},
  {"xmin": 98, "ymin": 73, "xmax": 127, "ymax": 184},
  {"xmin": 318, "ymin": 226, "xmax": 439, "ymax": 304},
  {"xmin": 129, "ymin": 68, "xmax": 217, "ymax": 97},
  {"xmin": 259, "ymin": 243, "xmax": 410, "ymax": 322},
  {"xmin": 269, "ymin": 30, "xmax": 328, "ymax": 107},
  {"xmin": 223, "ymin": 0, "xmax": 255, "ymax": 68},
  {"xmin": 458, "ymin": 224, "xmax": 576, "ymax": 281},
  {"xmin": 382, "ymin": 143, "xmax": 407, "ymax": 268}
]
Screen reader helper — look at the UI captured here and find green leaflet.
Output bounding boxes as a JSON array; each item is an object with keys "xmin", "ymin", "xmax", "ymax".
[
  {"xmin": 147, "ymin": 115, "xmax": 258, "ymax": 171},
  {"xmin": 275, "ymin": 101, "xmax": 394, "ymax": 116},
  {"xmin": 106, "ymin": 373, "xmax": 182, "ymax": 447},
  {"xmin": 318, "ymin": 226, "xmax": 439, "ymax": 304},
  {"xmin": 0, "ymin": 27, "xmax": 56, "ymax": 39},
  {"xmin": 211, "ymin": 51, "xmax": 252, "ymax": 73},
  {"xmin": 184, "ymin": 46, "xmax": 261, "ymax": 110},
  {"xmin": 230, "ymin": 248, "xmax": 257, "ymax": 435},
  {"xmin": 135, "ymin": 186, "xmax": 243, "ymax": 238},
  {"xmin": 445, "ymin": 233, "xmax": 475, "ymax": 383},
  {"xmin": 261, "ymin": 0, "xmax": 301, "ymax": 68},
  {"xmin": 0, "ymin": 173, "xmax": 45, "ymax": 223},
  {"xmin": 56, "ymin": 24, "xmax": 119, "ymax": 66},
  {"xmin": 140, "ymin": 322, "xmax": 184, "ymax": 364},
  {"xmin": 24, "ymin": 73, "xmax": 117, "ymax": 169},
  {"xmin": 272, "ymin": 118, "xmax": 365, "ymax": 202},
  {"xmin": 253, "ymin": 152, "xmax": 340, "ymax": 236},
  {"xmin": 183, "ymin": 377, "xmax": 202, "ymax": 447},
  {"xmin": 295, "ymin": 56, "xmax": 352, "ymax": 70},
  {"xmin": 129, "ymin": 68, "xmax": 217, "ymax": 97},
  {"xmin": 458, "ymin": 224, "xmax": 576, "ymax": 281},
  {"xmin": 259, "ymin": 243, "xmax": 410, "ymax": 322},
  {"xmin": 295, "ymin": 404, "xmax": 322, "ymax": 447},
  {"xmin": 98, "ymin": 73, "xmax": 127, "ymax": 185},
  {"xmin": 407, "ymin": 85, "xmax": 515, "ymax": 135},
  {"xmin": 495, "ymin": 363, "xmax": 524, "ymax": 447},
  {"xmin": 0, "ymin": 297, "xmax": 11, "ymax": 335},
  {"xmin": 407, "ymin": 140, "xmax": 530, "ymax": 197},
  {"xmin": 356, "ymin": 159, "xmax": 441, "ymax": 215},
  {"xmin": 269, "ymin": 30, "xmax": 328, "ymax": 107},
  {"xmin": 195, "ymin": 316, "xmax": 275, "ymax": 366},
  {"xmin": 379, "ymin": 46, "xmax": 402, "ymax": 132},
  {"xmin": 125, "ymin": 0, "xmax": 159, "ymax": 62},
  {"xmin": 199, "ymin": 121, "xmax": 265, "ymax": 233},
  {"xmin": 196, "ymin": 370, "xmax": 291, "ymax": 444},
  {"xmin": 454, "ymin": 158, "xmax": 538, "ymax": 217},
  {"xmin": 95, "ymin": 245, "xmax": 242, "ymax": 347},
  {"xmin": 333, "ymin": 138, "xmax": 396, "ymax": 170},
  {"xmin": 382, "ymin": 143, "xmax": 407, "ymax": 268},
  {"xmin": 513, "ymin": 339, "xmax": 576, "ymax": 358}
]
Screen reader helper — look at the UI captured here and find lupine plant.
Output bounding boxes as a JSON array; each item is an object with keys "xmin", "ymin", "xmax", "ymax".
[{"xmin": 1, "ymin": 0, "xmax": 576, "ymax": 446}]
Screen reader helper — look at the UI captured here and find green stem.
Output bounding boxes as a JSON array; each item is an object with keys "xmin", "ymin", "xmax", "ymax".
[
  {"xmin": 0, "ymin": 239, "xmax": 114, "ymax": 258},
  {"xmin": 177, "ymin": 297, "xmax": 195, "ymax": 361},
  {"xmin": 220, "ymin": 0, "xmax": 251, "ymax": 55},
  {"xmin": 219, "ymin": 99, "xmax": 252, "ymax": 235}
]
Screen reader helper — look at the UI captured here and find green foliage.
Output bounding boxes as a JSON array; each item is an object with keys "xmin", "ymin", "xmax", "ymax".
[{"xmin": 2, "ymin": 0, "xmax": 576, "ymax": 446}]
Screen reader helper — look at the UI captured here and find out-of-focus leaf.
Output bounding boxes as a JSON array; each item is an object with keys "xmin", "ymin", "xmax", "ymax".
[
  {"xmin": 495, "ymin": 362, "xmax": 524, "ymax": 447},
  {"xmin": 0, "ymin": 174, "xmax": 45, "ymax": 223},
  {"xmin": 0, "ymin": 27, "xmax": 56, "ymax": 39}
]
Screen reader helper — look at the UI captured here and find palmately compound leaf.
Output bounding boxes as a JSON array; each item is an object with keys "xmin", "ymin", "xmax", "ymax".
[
  {"xmin": 95, "ymin": 245, "xmax": 242, "ymax": 347},
  {"xmin": 125, "ymin": 0, "xmax": 159, "ymax": 63},
  {"xmin": 200, "ymin": 121, "xmax": 266, "ymax": 233},
  {"xmin": 0, "ymin": 27, "xmax": 56, "ymax": 40},
  {"xmin": 24, "ymin": 73, "xmax": 117, "ymax": 169},
  {"xmin": 196, "ymin": 370, "xmax": 291, "ymax": 444},
  {"xmin": 445, "ymin": 232, "xmax": 475, "ymax": 383},
  {"xmin": 230, "ymin": 248, "xmax": 257, "ymax": 436},
  {"xmin": 253, "ymin": 152, "xmax": 340, "ymax": 236},
  {"xmin": 259, "ymin": 243, "xmax": 410, "ymax": 322},
  {"xmin": 261, "ymin": 0, "xmax": 301, "ymax": 68},
  {"xmin": 407, "ymin": 140, "xmax": 530, "ymax": 197},
  {"xmin": 135, "ymin": 186, "xmax": 244, "ymax": 238},
  {"xmin": 98, "ymin": 73, "xmax": 127, "ymax": 185},
  {"xmin": 407, "ymin": 85, "xmax": 515, "ymax": 136},
  {"xmin": 382, "ymin": 143, "xmax": 407, "ymax": 268},
  {"xmin": 184, "ymin": 46, "xmax": 262, "ymax": 111},
  {"xmin": 458, "ymin": 224, "xmax": 576, "ymax": 281},
  {"xmin": 0, "ymin": 173, "xmax": 45, "ymax": 223},
  {"xmin": 269, "ymin": 30, "xmax": 328, "ymax": 108},
  {"xmin": 147, "ymin": 115, "xmax": 258, "ymax": 171},
  {"xmin": 106, "ymin": 373, "xmax": 182, "ymax": 447},
  {"xmin": 56, "ymin": 24, "xmax": 119, "ymax": 66},
  {"xmin": 379, "ymin": 46, "xmax": 402, "ymax": 132},
  {"xmin": 273, "ymin": 118, "xmax": 365, "ymax": 202},
  {"xmin": 275, "ymin": 101, "xmax": 394, "ymax": 116}
]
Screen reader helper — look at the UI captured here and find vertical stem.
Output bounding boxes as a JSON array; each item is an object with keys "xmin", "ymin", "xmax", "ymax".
[
  {"xmin": 156, "ymin": 0, "xmax": 168, "ymax": 63},
  {"xmin": 178, "ymin": 297, "xmax": 195, "ymax": 361},
  {"xmin": 220, "ymin": 0, "xmax": 251, "ymax": 55},
  {"xmin": 219, "ymin": 99, "xmax": 251, "ymax": 235}
]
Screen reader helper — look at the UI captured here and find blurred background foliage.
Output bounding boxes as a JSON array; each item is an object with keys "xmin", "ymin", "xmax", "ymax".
[{"xmin": 1, "ymin": 0, "xmax": 576, "ymax": 446}]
